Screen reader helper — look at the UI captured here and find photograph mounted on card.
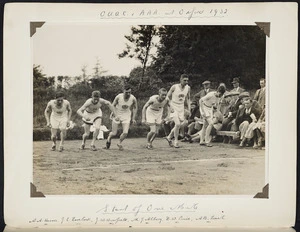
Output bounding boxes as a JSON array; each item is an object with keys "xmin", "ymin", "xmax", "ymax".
[{"xmin": 4, "ymin": 2, "xmax": 297, "ymax": 229}]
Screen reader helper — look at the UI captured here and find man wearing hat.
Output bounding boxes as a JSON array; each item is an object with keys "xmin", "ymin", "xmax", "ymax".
[
  {"xmin": 192, "ymin": 80, "xmax": 214, "ymax": 107},
  {"xmin": 230, "ymin": 77, "xmax": 245, "ymax": 103}
]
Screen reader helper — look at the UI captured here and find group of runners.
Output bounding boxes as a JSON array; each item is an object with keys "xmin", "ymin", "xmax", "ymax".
[{"xmin": 44, "ymin": 74, "xmax": 227, "ymax": 152}]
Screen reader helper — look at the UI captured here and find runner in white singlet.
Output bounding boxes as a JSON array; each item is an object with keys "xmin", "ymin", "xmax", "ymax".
[
  {"xmin": 44, "ymin": 91, "xmax": 72, "ymax": 152},
  {"xmin": 165, "ymin": 74, "xmax": 191, "ymax": 148},
  {"xmin": 142, "ymin": 88, "xmax": 170, "ymax": 149},
  {"xmin": 199, "ymin": 85, "xmax": 226, "ymax": 146},
  {"xmin": 77, "ymin": 91, "xmax": 116, "ymax": 151},
  {"xmin": 105, "ymin": 85, "xmax": 138, "ymax": 151}
]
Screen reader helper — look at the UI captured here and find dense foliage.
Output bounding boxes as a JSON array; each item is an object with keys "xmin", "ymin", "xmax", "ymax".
[{"xmin": 33, "ymin": 25, "xmax": 266, "ymax": 140}]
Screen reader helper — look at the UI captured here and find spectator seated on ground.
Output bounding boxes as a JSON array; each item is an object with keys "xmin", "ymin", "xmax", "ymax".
[
  {"xmin": 181, "ymin": 102, "xmax": 202, "ymax": 142},
  {"xmin": 162, "ymin": 120, "xmax": 174, "ymax": 138},
  {"xmin": 234, "ymin": 99, "xmax": 262, "ymax": 147},
  {"xmin": 178, "ymin": 109, "xmax": 190, "ymax": 139}
]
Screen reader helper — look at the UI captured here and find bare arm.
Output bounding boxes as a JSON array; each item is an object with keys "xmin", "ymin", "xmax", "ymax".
[
  {"xmin": 185, "ymin": 86, "xmax": 191, "ymax": 113},
  {"xmin": 100, "ymin": 98, "xmax": 117, "ymax": 117},
  {"xmin": 163, "ymin": 98, "xmax": 171, "ymax": 121},
  {"xmin": 131, "ymin": 97, "xmax": 138, "ymax": 123},
  {"xmin": 44, "ymin": 102, "xmax": 52, "ymax": 127},
  {"xmin": 66, "ymin": 101, "xmax": 72, "ymax": 123},
  {"xmin": 142, "ymin": 98, "xmax": 154, "ymax": 123},
  {"xmin": 76, "ymin": 100, "xmax": 90, "ymax": 119},
  {"xmin": 167, "ymin": 85, "xmax": 175, "ymax": 101}
]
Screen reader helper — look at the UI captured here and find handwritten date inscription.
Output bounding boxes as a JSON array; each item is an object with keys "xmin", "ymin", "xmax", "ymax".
[{"xmin": 99, "ymin": 8, "xmax": 228, "ymax": 20}]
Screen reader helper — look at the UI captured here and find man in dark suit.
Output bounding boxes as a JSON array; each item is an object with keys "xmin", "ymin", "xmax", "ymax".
[
  {"xmin": 253, "ymin": 78, "xmax": 266, "ymax": 108},
  {"xmin": 235, "ymin": 99, "xmax": 262, "ymax": 147}
]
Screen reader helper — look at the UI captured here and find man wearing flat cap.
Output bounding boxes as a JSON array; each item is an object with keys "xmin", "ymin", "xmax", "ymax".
[{"xmin": 191, "ymin": 80, "xmax": 214, "ymax": 107}]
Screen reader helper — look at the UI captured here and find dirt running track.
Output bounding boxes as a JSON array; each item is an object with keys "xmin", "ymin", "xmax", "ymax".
[{"xmin": 33, "ymin": 138, "xmax": 266, "ymax": 196}]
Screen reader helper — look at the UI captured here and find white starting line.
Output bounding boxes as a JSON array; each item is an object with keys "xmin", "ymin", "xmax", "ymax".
[{"xmin": 61, "ymin": 156, "xmax": 263, "ymax": 171}]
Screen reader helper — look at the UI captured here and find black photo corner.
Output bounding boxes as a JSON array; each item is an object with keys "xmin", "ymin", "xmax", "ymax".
[{"xmin": 0, "ymin": 0, "xmax": 299, "ymax": 231}]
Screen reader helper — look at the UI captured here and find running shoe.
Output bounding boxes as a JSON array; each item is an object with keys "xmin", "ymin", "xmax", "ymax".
[
  {"xmin": 146, "ymin": 144, "xmax": 153, "ymax": 150},
  {"xmin": 164, "ymin": 137, "xmax": 173, "ymax": 147},
  {"xmin": 104, "ymin": 141, "xmax": 111, "ymax": 149},
  {"xmin": 117, "ymin": 144, "xmax": 124, "ymax": 151},
  {"xmin": 79, "ymin": 144, "xmax": 85, "ymax": 150},
  {"xmin": 51, "ymin": 145, "xmax": 56, "ymax": 151},
  {"xmin": 90, "ymin": 145, "xmax": 97, "ymax": 151},
  {"xmin": 173, "ymin": 142, "xmax": 180, "ymax": 148}
]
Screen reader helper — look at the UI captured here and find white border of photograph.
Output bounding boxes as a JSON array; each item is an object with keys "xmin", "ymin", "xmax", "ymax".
[{"xmin": 4, "ymin": 2, "xmax": 297, "ymax": 228}]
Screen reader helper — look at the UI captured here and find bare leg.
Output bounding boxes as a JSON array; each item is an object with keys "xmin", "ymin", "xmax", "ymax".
[
  {"xmin": 51, "ymin": 128, "xmax": 58, "ymax": 150},
  {"xmin": 200, "ymin": 120, "xmax": 208, "ymax": 145},
  {"xmin": 91, "ymin": 118, "xmax": 102, "ymax": 147},
  {"xmin": 59, "ymin": 129, "xmax": 67, "ymax": 148},
  {"xmin": 147, "ymin": 125, "xmax": 156, "ymax": 144},
  {"xmin": 119, "ymin": 123, "xmax": 130, "ymax": 144},
  {"xmin": 205, "ymin": 124, "xmax": 213, "ymax": 144},
  {"xmin": 107, "ymin": 121, "xmax": 119, "ymax": 142},
  {"xmin": 81, "ymin": 124, "xmax": 91, "ymax": 149}
]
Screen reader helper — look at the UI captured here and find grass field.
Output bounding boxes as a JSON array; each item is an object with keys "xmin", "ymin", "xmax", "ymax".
[{"xmin": 33, "ymin": 138, "xmax": 265, "ymax": 196}]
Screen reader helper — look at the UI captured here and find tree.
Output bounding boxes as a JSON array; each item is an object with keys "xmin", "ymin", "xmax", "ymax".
[
  {"xmin": 118, "ymin": 25, "xmax": 158, "ymax": 87},
  {"xmin": 33, "ymin": 65, "xmax": 52, "ymax": 89},
  {"xmin": 152, "ymin": 25, "xmax": 266, "ymax": 89},
  {"xmin": 93, "ymin": 57, "xmax": 107, "ymax": 79}
]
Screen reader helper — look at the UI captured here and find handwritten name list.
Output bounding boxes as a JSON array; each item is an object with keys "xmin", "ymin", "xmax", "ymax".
[{"xmin": 28, "ymin": 203, "xmax": 226, "ymax": 227}]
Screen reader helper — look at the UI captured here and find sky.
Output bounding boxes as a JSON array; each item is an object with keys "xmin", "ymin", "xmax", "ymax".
[{"xmin": 32, "ymin": 23, "xmax": 149, "ymax": 77}]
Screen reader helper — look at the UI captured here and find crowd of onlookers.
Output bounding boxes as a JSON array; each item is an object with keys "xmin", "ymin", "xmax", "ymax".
[{"xmin": 163, "ymin": 77, "xmax": 266, "ymax": 149}]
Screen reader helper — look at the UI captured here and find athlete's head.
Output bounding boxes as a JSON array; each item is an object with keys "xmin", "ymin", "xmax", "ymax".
[
  {"xmin": 158, "ymin": 88, "xmax": 167, "ymax": 101},
  {"xmin": 55, "ymin": 91, "xmax": 64, "ymax": 106},
  {"xmin": 123, "ymin": 85, "xmax": 132, "ymax": 99},
  {"xmin": 216, "ymin": 85, "xmax": 226, "ymax": 97},
  {"xmin": 180, "ymin": 74, "xmax": 189, "ymax": 86},
  {"xmin": 91, "ymin": 90, "xmax": 101, "ymax": 104}
]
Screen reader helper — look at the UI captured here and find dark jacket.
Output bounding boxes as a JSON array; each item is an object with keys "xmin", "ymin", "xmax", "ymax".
[
  {"xmin": 235, "ymin": 103, "xmax": 262, "ymax": 127},
  {"xmin": 192, "ymin": 88, "xmax": 215, "ymax": 107}
]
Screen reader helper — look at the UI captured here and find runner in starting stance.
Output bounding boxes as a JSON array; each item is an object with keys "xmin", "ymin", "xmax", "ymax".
[
  {"xmin": 77, "ymin": 90, "xmax": 116, "ymax": 151},
  {"xmin": 165, "ymin": 74, "xmax": 191, "ymax": 148},
  {"xmin": 105, "ymin": 85, "xmax": 138, "ymax": 151},
  {"xmin": 142, "ymin": 88, "xmax": 170, "ymax": 149},
  {"xmin": 44, "ymin": 91, "xmax": 72, "ymax": 152}
]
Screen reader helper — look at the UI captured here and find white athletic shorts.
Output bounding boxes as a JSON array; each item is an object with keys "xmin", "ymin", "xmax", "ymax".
[
  {"xmin": 170, "ymin": 103, "xmax": 185, "ymax": 122},
  {"xmin": 112, "ymin": 112, "xmax": 131, "ymax": 124},
  {"xmin": 50, "ymin": 114, "xmax": 68, "ymax": 130},
  {"xmin": 146, "ymin": 108, "xmax": 163, "ymax": 125},
  {"xmin": 82, "ymin": 110, "xmax": 102, "ymax": 126},
  {"xmin": 200, "ymin": 104, "xmax": 213, "ymax": 120}
]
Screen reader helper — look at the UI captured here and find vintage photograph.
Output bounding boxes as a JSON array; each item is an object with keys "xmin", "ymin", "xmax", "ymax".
[{"xmin": 32, "ymin": 23, "xmax": 267, "ymax": 196}]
